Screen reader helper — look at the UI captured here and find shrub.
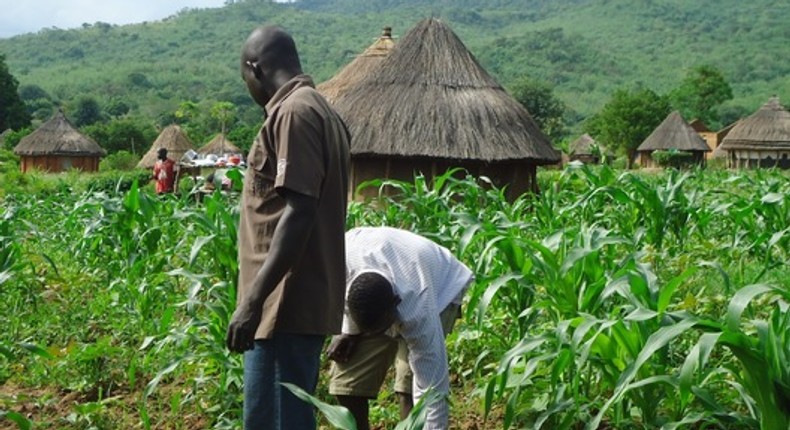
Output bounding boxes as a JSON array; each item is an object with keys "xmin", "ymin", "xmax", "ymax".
[
  {"xmin": 652, "ymin": 149, "xmax": 695, "ymax": 169},
  {"xmin": 99, "ymin": 150, "xmax": 140, "ymax": 171}
]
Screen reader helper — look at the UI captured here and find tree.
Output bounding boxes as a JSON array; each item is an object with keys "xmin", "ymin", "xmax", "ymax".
[
  {"xmin": 71, "ymin": 96, "xmax": 104, "ymax": 127},
  {"xmin": 0, "ymin": 54, "xmax": 31, "ymax": 131},
  {"xmin": 210, "ymin": 101, "xmax": 236, "ymax": 135},
  {"xmin": 83, "ymin": 117, "xmax": 156, "ymax": 155},
  {"xmin": 670, "ymin": 65, "xmax": 733, "ymax": 129},
  {"xmin": 584, "ymin": 87, "xmax": 671, "ymax": 168},
  {"xmin": 510, "ymin": 77, "xmax": 567, "ymax": 142}
]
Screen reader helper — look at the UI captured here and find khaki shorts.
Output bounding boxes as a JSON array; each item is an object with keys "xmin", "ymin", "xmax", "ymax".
[{"xmin": 329, "ymin": 304, "xmax": 461, "ymax": 398}]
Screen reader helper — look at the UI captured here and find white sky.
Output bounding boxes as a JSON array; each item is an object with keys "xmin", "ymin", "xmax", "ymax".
[{"xmin": 0, "ymin": 0, "xmax": 229, "ymax": 38}]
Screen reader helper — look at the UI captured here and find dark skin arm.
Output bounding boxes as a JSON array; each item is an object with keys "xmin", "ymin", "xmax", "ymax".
[
  {"xmin": 326, "ymin": 334, "xmax": 360, "ymax": 363},
  {"xmin": 226, "ymin": 189, "xmax": 319, "ymax": 353}
]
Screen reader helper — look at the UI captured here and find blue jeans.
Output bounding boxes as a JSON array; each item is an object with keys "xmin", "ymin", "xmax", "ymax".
[{"xmin": 243, "ymin": 333, "xmax": 326, "ymax": 430}]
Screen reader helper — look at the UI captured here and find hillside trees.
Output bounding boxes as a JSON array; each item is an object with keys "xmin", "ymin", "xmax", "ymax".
[
  {"xmin": 670, "ymin": 65, "xmax": 733, "ymax": 129},
  {"xmin": 0, "ymin": 54, "xmax": 31, "ymax": 131},
  {"xmin": 510, "ymin": 77, "xmax": 567, "ymax": 143},
  {"xmin": 584, "ymin": 87, "xmax": 671, "ymax": 168}
]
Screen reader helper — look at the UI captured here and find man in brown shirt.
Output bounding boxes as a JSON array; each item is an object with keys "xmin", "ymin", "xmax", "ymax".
[{"xmin": 226, "ymin": 25, "xmax": 350, "ymax": 430}]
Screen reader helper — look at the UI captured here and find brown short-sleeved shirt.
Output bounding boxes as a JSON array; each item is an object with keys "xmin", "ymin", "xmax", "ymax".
[{"xmin": 237, "ymin": 75, "xmax": 350, "ymax": 339}]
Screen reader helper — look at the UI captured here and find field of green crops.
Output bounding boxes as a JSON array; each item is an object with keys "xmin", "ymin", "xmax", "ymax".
[{"xmin": 1, "ymin": 164, "xmax": 789, "ymax": 430}]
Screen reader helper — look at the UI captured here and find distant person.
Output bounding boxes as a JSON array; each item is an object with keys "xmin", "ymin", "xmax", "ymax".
[
  {"xmin": 327, "ymin": 227, "xmax": 475, "ymax": 430},
  {"xmin": 225, "ymin": 25, "xmax": 351, "ymax": 430},
  {"xmin": 152, "ymin": 148, "xmax": 177, "ymax": 194}
]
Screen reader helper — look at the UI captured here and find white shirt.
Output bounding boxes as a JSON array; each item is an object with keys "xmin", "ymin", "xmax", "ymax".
[{"xmin": 344, "ymin": 227, "xmax": 474, "ymax": 430}]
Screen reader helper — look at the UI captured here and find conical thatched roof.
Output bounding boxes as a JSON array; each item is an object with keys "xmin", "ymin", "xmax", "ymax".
[
  {"xmin": 13, "ymin": 110, "xmax": 105, "ymax": 157},
  {"xmin": 637, "ymin": 111, "xmax": 711, "ymax": 152},
  {"xmin": 198, "ymin": 133, "xmax": 242, "ymax": 156},
  {"xmin": 317, "ymin": 27, "xmax": 396, "ymax": 103},
  {"xmin": 569, "ymin": 134, "xmax": 601, "ymax": 155},
  {"xmin": 137, "ymin": 124, "xmax": 196, "ymax": 169},
  {"xmin": 718, "ymin": 97, "xmax": 790, "ymax": 151},
  {"xmin": 331, "ymin": 18, "xmax": 560, "ymax": 164}
]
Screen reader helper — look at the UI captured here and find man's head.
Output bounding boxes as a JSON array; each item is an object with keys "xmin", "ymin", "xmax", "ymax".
[
  {"xmin": 347, "ymin": 272, "xmax": 400, "ymax": 334},
  {"xmin": 240, "ymin": 25, "xmax": 303, "ymax": 108},
  {"xmin": 157, "ymin": 148, "xmax": 168, "ymax": 161}
]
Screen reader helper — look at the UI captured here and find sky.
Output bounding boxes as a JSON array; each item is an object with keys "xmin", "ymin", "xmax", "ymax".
[{"xmin": 0, "ymin": 0, "xmax": 229, "ymax": 39}]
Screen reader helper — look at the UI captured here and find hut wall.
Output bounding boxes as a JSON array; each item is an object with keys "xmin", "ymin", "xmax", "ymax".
[
  {"xmin": 728, "ymin": 150, "xmax": 790, "ymax": 169},
  {"xmin": 698, "ymin": 131, "xmax": 717, "ymax": 160},
  {"xmin": 350, "ymin": 157, "xmax": 537, "ymax": 201},
  {"xmin": 570, "ymin": 154, "xmax": 601, "ymax": 164},
  {"xmin": 20, "ymin": 155, "xmax": 101, "ymax": 173}
]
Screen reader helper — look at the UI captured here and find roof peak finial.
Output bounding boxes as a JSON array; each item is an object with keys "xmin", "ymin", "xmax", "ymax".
[{"xmin": 382, "ymin": 26, "xmax": 392, "ymax": 38}]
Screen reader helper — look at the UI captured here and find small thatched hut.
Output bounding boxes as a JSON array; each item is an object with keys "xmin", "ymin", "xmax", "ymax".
[
  {"xmin": 137, "ymin": 124, "xmax": 196, "ymax": 169},
  {"xmin": 330, "ymin": 18, "xmax": 560, "ymax": 200},
  {"xmin": 198, "ymin": 133, "xmax": 243, "ymax": 157},
  {"xmin": 569, "ymin": 134, "xmax": 609, "ymax": 164},
  {"xmin": 13, "ymin": 110, "xmax": 106, "ymax": 173},
  {"xmin": 637, "ymin": 111, "xmax": 711, "ymax": 168},
  {"xmin": 317, "ymin": 27, "xmax": 396, "ymax": 103},
  {"xmin": 717, "ymin": 97, "xmax": 790, "ymax": 169}
]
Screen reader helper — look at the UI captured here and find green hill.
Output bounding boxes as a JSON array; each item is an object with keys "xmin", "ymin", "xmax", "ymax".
[{"xmin": 1, "ymin": 0, "xmax": 788, "ymax": 142}]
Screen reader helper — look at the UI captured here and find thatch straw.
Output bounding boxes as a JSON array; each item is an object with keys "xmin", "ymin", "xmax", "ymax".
[
  {"xmin": 688, "ymin": 119, "xmax": 710, "ymax": 133},
  {"xmin": 317, "ymin": 27, "xmax": 396, "ymax": 103},
  {"xmin": 137, "ymin": 124, "xmax": 196, "ymax": 169},
  {"xmin": 331, "ymin": 18, "xmax": 560, "ymax": 164},
  {"xmin": 637, "ymin": 111, "xmax": 711, "ymax": 152},
  {"xmin": 718, "ymin": 97, "xmax": 790, "ymax": 151},
  {"xmin": 198, "ymin": 133, "xmax": 242, "ymax": 156},
  {"xmin": 569, "ymin": 133, "xmax": 608, "ymax": 156},
  {"xmin": 13, "ymin": 110, "xmax": 106, "ymax": 156}
]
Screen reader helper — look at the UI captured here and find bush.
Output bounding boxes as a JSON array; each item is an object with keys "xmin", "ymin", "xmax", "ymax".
[
  {"xmin": 99, "ymin": 150, "xmax": 140, "ymax": 171},
  {"xmin": 0, "ymin": 149, "xmax": 19, "ymax": 174},
  {"xmin": 652, "ymin": 149, "xmax": 695, "ymax": 169}
]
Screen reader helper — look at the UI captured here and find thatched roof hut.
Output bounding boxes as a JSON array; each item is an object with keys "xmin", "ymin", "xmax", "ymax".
[
  {"xmin": 137, "ymin": 124, "xmax": 196, "ymax": 169},
  {"xmin": 198, "ymin": 133, "xmax": 243, "ymax": 157},
  {"xmin": 717, "ymin": 97, "xmax": 790, "ymax": 169},
  {"xmin": 569, "ymin": 133, "xmax": 610, "ymax": 164},
  {"xmin": 637, "ymin": 111, "xmax": 711, "ymax": 168},
  {"xmin": 317, "ymin": 27, "xmax": 396, "ymax": 103},
  {"xmin": 330, "ymin": 18, "xmax": 560, "ymax": 200},
  {"xmin": 13, "ymin": 110, "xmax": 106, "ymax": 173}
]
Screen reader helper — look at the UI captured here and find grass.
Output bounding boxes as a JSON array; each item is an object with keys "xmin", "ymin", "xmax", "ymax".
[{"xmin": 1, "ymin": 164, "xmax": 789, "ymax": 429}]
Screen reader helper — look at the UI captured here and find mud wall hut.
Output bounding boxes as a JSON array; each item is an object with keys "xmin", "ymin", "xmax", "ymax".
[
  {"xmin": 13, "ymin": 110, "xmax": 106, "ymax": 173},
  {"xmin": 637, "ymin": 111, "xmax": 711, "ymax": 168},
  {"xmin": 716, "ymin": 97, "xmax": 790, "ymax": 169},
  {"xmin": 329, "ymin": 19, "xmax": 560, "ymax": 201},
  {"xmin": 137, "ymin": 124, "xmax": 197, "ymax": 169}
]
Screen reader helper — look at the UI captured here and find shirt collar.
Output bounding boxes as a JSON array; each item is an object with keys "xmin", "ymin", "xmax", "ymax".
[{"xmin": 264, "ymin": 74, "xmax": 315, "ymax": 114}]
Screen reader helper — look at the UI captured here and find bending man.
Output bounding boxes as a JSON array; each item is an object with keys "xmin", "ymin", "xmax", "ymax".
[{"xmin": 328, "ymin": 226, "xmax": 474, "ymax": 430}]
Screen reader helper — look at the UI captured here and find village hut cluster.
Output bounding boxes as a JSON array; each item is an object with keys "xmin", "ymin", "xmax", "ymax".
[{"xmin": 9, "ymin": 18, "xmax": 790, "ymax": 198}]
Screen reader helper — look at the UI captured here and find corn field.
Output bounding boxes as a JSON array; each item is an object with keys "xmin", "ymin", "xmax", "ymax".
[{"xmin": 1, "ymin": 164, "xmax": 789, "ymax": 429}]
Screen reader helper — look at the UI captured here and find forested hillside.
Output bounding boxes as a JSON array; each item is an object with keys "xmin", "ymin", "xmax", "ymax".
[{"xmin": 0, "ymin": 0, "xmax": 788, "ymax": 147}]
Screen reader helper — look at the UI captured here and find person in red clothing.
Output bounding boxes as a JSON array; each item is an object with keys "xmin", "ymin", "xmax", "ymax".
[{"xmin": 152, "ymin": 148, "xmax": 177, "ymax": 194}]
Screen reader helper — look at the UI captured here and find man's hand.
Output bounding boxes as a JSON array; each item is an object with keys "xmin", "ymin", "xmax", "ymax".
[
  {"xmin": 326, "ymin": 334, "xmax": 360, "ymax": 363},
  {"xmin": 226, "ymin": 304, "xmax": 262, "ymax": 353}
]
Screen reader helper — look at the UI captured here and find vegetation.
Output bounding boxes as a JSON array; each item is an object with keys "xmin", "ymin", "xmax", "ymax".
[
  {"xmin": 0, "ymin": 54, "xmax": 30, "ymax": 131},
  {"xmin": 1, "ymin": 164, "xmax": 789, "ymax": 429},
  {"xmin": 0, "ymin": 0, "xmax": 787, "ymax": 142},
  {"xmin": 583, "ymin": 87, "xmax": 672, "ymax": 167}
]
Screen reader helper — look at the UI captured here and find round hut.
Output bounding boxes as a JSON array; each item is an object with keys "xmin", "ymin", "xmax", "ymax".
[
  {"xmin": 330, "ymin": 19, "xmax": 560, "ymax": 200},
  {"xmin": 137, "ymin": 124, "xmax": 196, "ymax": 169},
  {"xmin": 13, "ymin": 110, "xmax": 106, "ymax": 173},
  {"xmin": 317, "ymin": 27, "xmax": 396, "ymax": 103},
  {"xmin": 569, "ymin": 133, "xmax": 609, "ymax": 164},
  {"xmin": 636, "ymin": 111, "xmax": 711, "ymax": 168},
  {"xmin": 717, "ymin": 97, "xmax": 790, "ymax": 169},
  {"xmin": 198, "ymin": 133, "xmax": 243, "ymax": 157}
]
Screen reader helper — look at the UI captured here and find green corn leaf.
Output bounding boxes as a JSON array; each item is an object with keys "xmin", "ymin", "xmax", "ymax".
[
  {"xmin": 18, "ymin": 342, "xmax": 54, "ymax": 360},
  {"xmin": 658, "ymin": 266, "xmax": 697, "ymax": 313},
  {"xmin": 726, "ymin": 284, "xmax": 774, "ymax": 332},
  {"xmin": 281, "ymin": 382, "xmax": 357, "ymax": 430},
  {"xmin": 587, "ymin": 318, "xmax": 697, "ymax": 430},
  {"xmin": 0, "ymin": 411, "xmax": 32, "ymax": 430}
]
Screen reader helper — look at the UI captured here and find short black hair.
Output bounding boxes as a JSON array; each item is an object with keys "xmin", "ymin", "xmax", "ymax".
[{"xmin": 347, "ymin": 272, "xmax": 397, "ymax": 332}]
